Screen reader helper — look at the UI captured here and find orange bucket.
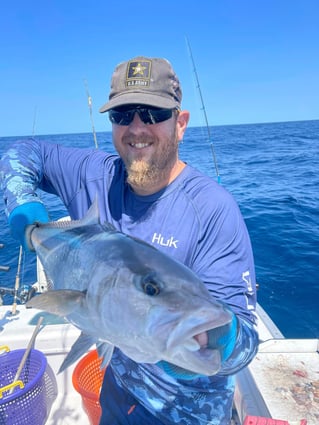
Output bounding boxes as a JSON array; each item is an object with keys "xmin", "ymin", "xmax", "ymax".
[{"xmin": 72, "ymin": 350, "xmax": 106, "ymax": 425}]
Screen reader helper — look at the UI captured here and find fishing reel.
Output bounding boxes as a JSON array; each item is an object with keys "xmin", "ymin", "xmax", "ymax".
[
  {"xmin": 0, "ymin": 284, "xmax": 37, "ymax": 306},
  {"xmin": 0, "ymin": 243, "xmax": 37, "ymax": 306}
]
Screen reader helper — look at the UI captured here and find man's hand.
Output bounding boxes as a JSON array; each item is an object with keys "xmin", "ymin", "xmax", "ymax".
[
  {"xmin": 206, "ymin": 312, "xmax": 237, "ymax": 362},
  {"xmin": 8, "ymin": 202, "xmax": 49, "ymax": 250}
]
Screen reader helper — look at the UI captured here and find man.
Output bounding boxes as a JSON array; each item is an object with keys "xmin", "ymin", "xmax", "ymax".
[{"xmin": 0, "ymin": 56, "xmax": 258, "ymax": 424}]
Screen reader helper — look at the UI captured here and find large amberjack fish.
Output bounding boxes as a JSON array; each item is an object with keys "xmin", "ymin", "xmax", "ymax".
[{"xmin": 26, "ymin": 200, "xmax": 232, "ymax": 375}]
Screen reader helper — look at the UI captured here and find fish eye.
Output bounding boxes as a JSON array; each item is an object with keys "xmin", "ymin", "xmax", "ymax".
[{"xmin": 142, "ymin": 274, "xmax": 160, "ymax": 296}]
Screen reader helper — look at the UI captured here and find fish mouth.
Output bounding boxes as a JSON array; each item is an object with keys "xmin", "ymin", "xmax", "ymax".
[
  {"xmin": 191, "ymin": 329, "xmax": 210, "ymax": 349},
  {"xmin": 167, "ymin": 320, "xmax": 215, "ymax": 352},
  {"xmin": 163, "ymin": 319, "xmax": 229, "ymax": 376},
  {"xmin": 148, "ymin": 304, "xmax": 232, "ymax": 376}
]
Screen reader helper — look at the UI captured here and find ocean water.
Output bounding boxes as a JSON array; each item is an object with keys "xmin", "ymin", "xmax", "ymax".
[{"xmin": 0, "ymin": 120, "xmax": 318, "ymax": 339}]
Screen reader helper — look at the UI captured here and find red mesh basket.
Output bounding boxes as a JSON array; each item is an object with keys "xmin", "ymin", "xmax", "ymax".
[{"xmin": 72, "ymin": 350, "xmax": 106, "ymax": 425}]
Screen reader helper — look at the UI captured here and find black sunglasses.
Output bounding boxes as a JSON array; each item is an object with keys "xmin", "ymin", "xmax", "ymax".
[{"xmin": 108, "ymin": 106, "xmax": 176, "ymax": 126}]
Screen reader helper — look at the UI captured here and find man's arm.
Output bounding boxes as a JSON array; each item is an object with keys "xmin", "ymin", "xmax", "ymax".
[
  {"xmin": 0, "ymin": 138, "xmax": 50, "ymax": 248},
  {"xmin": 0, "ymin": 138, "xmax": 46, "ymax": 215},
  {"xmin": 192, "ymin": 186, "xmax": 259, "ymax": 375}
]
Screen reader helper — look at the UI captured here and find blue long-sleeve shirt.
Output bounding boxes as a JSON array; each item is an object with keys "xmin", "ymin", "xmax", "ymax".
[{"xmin": 0, "ymin": 138, "xmax": 259, "ymax": 424}]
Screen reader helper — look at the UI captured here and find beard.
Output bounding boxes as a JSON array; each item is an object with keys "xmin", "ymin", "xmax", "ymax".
[
  {"xmin": 123, "ymin": 128, "xmax": 179, "ymax": 190},
  {"xmin": 126, "ymin": 159, "xmax": 159, "ymax": 188}
]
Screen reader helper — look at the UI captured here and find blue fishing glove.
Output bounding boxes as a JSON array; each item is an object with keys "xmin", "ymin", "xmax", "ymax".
[
  {"xmin": 8, "ymin": 202, "xmax": 49, "ymax": 250},
  {"xmin": 206, "ymin": 312, "xmax": 238, "ymax": 361},
  {"xmin": 157, "ymin": 312, "xmax": 238, "ymax": 380}
]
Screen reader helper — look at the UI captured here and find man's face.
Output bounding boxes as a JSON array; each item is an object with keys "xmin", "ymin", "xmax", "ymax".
[{"xmin": 112, "ymin": 107, "xmax": 189, "ymax": 194}]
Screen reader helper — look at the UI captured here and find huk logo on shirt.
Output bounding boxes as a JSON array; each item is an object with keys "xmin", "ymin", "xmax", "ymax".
[{"xmin": 152, "ymin": 233, "xmax": 178, "ymax": 249}]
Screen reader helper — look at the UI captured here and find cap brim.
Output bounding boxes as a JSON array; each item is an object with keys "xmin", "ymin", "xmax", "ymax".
[{"xmin": 99, "ymin": 92, "xmax": 178, "ymax": 113}]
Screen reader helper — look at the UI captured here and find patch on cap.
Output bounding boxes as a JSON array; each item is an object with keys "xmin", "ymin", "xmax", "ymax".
[
  {"xmin": 126, "ymin": 60, "xmax": 151, "ymax": 88},
  {"xmin": 99, "ymin": 56, "xmax": 182, "ymax": 112}
]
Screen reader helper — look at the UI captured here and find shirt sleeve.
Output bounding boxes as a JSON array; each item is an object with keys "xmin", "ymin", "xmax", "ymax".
[
  {"xmin": 0, "ymin": 138, "xmax": 48, "ymax": 215},
  {"xmin": 184, "ymin": 179, "xmax": 259, "ymax": 374},
  {"xmin": 0, "ymin": 138, "xmax": 108, "ymax": 217}
]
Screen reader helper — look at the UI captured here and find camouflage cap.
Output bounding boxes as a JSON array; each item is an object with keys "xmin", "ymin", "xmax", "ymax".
[{"xmin": 99, "ymin": 57, "xmax": 182, "ymax": 112}]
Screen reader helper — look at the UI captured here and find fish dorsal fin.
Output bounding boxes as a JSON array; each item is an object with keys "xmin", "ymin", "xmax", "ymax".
[
  {"xmin": 76, "ymin": 197, "xmax": 118, "ymax": 231},
  {"xmin": 64, "ymin": 196, "xmax": 100, "ymax": 228},
  {"xmin": 31, "ymin": 197, "xmax": 101, "ymax": 232},
  {"xmin": 80, "ymin": 196, "xmax": 100, "ymax": 226},
  {"xmin": 101, "ymin": 221, "xmax": 117, "ymax": 232}
]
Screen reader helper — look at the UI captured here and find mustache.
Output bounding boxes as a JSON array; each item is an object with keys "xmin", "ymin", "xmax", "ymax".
[{"xmin": 123, "ymin": 134, "xmax": 157, "ymax": 145}]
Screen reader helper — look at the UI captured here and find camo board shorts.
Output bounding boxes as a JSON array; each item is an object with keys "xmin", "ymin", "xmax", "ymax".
[{"xmin": 99, "ymin": 367, "xmax": 165, "ymax": 425}]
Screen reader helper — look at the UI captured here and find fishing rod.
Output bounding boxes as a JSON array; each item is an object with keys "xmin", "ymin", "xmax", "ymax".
[
  {"xmin": 11, "ymin": 245, "xmax": 23, "ymax": 315},
  {"xmin": 84, "ymin": 79, "xmax": 98, "ymax": 149},
  {"xmin": 32, "ymin": 106, "xmax": 37, "ymax": 136},
  {"xmin": 185, "ymin": 37, "xmax": 221, "ymax": 184}
]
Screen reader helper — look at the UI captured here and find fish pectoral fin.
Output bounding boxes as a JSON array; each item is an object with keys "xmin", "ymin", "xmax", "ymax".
[
  {"xmin": 26, "ymin": 289, "xmax": 86, "ymax": 316},
  {"xmin": 58, "ymin": 332, "xmax": 96, "ymax": 373},
  {"xmin": 97, "ymin": 342, "xmax": 114, "ymax": 369}
]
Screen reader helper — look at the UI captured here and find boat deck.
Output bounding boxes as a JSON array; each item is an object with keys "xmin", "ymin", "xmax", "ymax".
[{"xmin": 234, "ymin": 305, "xmax": 319, "ymax": 425}]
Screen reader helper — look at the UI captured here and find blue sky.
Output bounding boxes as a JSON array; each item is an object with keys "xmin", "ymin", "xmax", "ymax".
[{"xmin": 1, "ymin": 0, "xmax": 318, "ymax": 137}]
